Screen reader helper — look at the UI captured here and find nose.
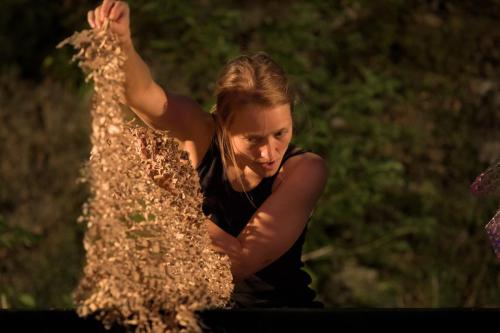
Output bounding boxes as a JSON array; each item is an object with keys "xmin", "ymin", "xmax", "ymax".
[{"xmin": 259, "ymin": 139, "xmax": 276, "ymax": 161}]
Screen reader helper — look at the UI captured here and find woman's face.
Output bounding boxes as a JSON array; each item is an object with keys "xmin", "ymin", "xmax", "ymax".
[{"xmin": 228, "ymin": 103, "xmax": 293, "ymax": 177}]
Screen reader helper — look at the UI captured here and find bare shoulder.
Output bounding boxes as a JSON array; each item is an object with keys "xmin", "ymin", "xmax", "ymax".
[{"xmin": 273, "ymin": 152, "xmax": 328, "ymax": 192}]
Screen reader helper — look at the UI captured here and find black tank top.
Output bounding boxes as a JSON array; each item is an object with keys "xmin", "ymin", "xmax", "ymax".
[{"xmin": 196, "ymin": 132, "xmax": 323, "ymax": 308}]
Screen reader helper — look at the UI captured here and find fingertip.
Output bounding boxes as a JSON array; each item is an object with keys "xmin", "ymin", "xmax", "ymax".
[
  {"xmin": 109, "ymin": 1, "xmax": 120, "ymax": 21},
  {"xmin": 87, "ymin": 11, "xmax": 95, "ymax": 28}
]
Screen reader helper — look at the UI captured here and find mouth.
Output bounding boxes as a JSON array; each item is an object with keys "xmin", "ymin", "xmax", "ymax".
[{"xmin": 257, "ymin": 160, "xmax": 277, "ymax": 170}]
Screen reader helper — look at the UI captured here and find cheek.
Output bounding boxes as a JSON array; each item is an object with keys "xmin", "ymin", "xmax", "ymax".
[
  {"xmin": 278, "ymin": 133, "xmax": 293, "ymax": 151},
  {"xmin": 285, "ymin": 132, "xmax": 293, "ymax": 144},
  {"xmin": 231, "ymin": 138, "xmax": 256, "ymax": 158}
]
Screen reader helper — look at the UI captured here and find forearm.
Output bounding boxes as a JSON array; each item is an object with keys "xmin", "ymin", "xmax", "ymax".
[
  {"xmin": 120, "ymin": 39, "xmax": 165, "ymax": 118},
  {"xmin": 88, "ymin": 1, "xmax": 166, "ymax": 120},
  {"xmin": 206, "ymin": 220, "xmax": 248, "ymax": 281}
]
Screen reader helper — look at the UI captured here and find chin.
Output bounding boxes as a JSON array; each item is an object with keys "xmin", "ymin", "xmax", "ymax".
[
  {"xmin": 260, "ymin": 165, "xmax": 279, "ymax": 176},
  {"xmin": 267, "ymin": 170, "xmax": 278, "ymax": 177}
]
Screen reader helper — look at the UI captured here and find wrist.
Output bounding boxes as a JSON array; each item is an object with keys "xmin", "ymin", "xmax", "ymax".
[{"xmin": 119, "ymin": 35, "xmax": 134, "ymax": 51}]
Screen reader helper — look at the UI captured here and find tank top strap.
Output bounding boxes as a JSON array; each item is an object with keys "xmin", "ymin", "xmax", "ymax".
[
  {"xmin": 277, "ymin": 144, "xmax": 309, "ymax": 172},
  {"xmin": 263, "ymin": 144, "xmax": 309, "ymax": 186}
]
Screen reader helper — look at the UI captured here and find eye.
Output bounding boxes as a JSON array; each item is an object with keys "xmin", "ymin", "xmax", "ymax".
[
  {"xmin": 245, "ymin": 136, "xmax": 260, "ymax": 144},
  {"xmin": 274, "ymin": 130, "xmax": 286, "ymax": 138}
]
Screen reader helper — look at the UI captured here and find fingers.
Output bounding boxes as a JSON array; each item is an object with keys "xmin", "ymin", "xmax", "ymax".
[
  {"xmin": 88, "ymin": 0, "xmax": 120, "ymax": 29},
  {"xmin": 101, "ymin": 0, "xmax": 114, "ymax": 22},
  {"xmin": 109, "ymin": 1, "xmax": 122, "ymax": 21},
  {"xmin": 88, "ymin": 5, "xmax": 103, "ymax": 29},
  {"xmin": 87, "ymin": 10, "xmax": 96, "ymax": 28}
]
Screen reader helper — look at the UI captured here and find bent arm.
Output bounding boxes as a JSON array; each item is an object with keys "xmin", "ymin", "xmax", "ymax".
[{"xmin": 206, "ymin": 154, "xmax": 328, "ymax": 282}]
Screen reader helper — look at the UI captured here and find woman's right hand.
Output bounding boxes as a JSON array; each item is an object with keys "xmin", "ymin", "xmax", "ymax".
[{"xmin": 87, "ymin": 0, "xmax": 131, "ymax": 44}]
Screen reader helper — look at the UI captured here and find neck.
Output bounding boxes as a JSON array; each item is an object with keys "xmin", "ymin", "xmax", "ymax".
[{"xmin": 225, "ymin": 162, "xmax": 262, "ymax": 192}]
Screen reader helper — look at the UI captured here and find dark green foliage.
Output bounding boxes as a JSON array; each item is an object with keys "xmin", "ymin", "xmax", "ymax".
[{"xmin": 1, "ymin": 0, "xmax": 499, "ymax": 308}]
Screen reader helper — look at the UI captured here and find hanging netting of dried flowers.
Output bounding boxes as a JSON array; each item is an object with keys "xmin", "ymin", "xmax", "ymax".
[
  {"xmin": 57, "ymin": 23, "xmax": 233, "ymax": 333},
  {"xmin": 471, "ymin": 161, "xmax": 500, "ymax": 260}
]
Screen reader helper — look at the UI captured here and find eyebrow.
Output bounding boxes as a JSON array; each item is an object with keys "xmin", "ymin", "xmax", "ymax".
[{"xmin": 245, "ymin": 128, "xmax": 288, "ymax": 137}]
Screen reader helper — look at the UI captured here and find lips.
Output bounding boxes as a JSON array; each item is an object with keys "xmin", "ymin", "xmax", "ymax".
[{"xmin": 258, "ymin": 160, "xmax": 277, "ymax": 170}]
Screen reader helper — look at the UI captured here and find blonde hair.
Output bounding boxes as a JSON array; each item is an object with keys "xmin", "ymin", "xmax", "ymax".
[{"xmin": 210, "ymin": 52, "xmax": 295, "ymax": 192}]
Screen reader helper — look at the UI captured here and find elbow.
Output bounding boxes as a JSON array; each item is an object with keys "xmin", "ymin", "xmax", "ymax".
[{"xmin": 127, "ymin": 82, "xmax": 168, "ymax": 119}]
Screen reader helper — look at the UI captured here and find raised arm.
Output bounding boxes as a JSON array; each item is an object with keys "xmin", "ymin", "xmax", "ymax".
[{"xmin": 87, "ymin": 0, "xmax": 214, "ymax": 167}]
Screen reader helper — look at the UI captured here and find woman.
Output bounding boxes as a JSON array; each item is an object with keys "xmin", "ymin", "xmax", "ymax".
[{"xmin": 88, "ymin": 0, "xmax": 328, "ymax": 308}]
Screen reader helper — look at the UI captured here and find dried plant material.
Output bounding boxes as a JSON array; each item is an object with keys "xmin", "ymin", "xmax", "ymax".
[
  {"xmin": 485, "ymin": 210, "xmax": 500, "ymax": 260},
  {"xmin": 471, "ymin": 161, "xmax": 500, "ymax": 260},
  {"xmin": 57, "ymin": 23, "xmax": 233, "ymax": 333},
  {"xmin": 470, "ymin": 161, "xmax": 500, "ymax": 197}
]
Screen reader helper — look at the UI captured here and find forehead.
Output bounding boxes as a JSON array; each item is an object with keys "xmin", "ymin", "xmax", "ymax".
[{"xmin": 229, "ymin": 103, "xmax": 292, "ymax": 135}]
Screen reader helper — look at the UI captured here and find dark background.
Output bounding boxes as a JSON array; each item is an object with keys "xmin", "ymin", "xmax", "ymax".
[{"xmin": 0, "ymin": 0, "xmax": 499, "ymax": 309}]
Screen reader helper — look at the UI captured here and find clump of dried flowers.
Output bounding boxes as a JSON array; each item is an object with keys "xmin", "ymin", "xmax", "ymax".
[
  {"xmin": 471, "ymin": 161, "xmax": 500, "ymax": 260},
  {"xmin": 57, "ymin": 22, "xmax": 233, "ymax": 333}
]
